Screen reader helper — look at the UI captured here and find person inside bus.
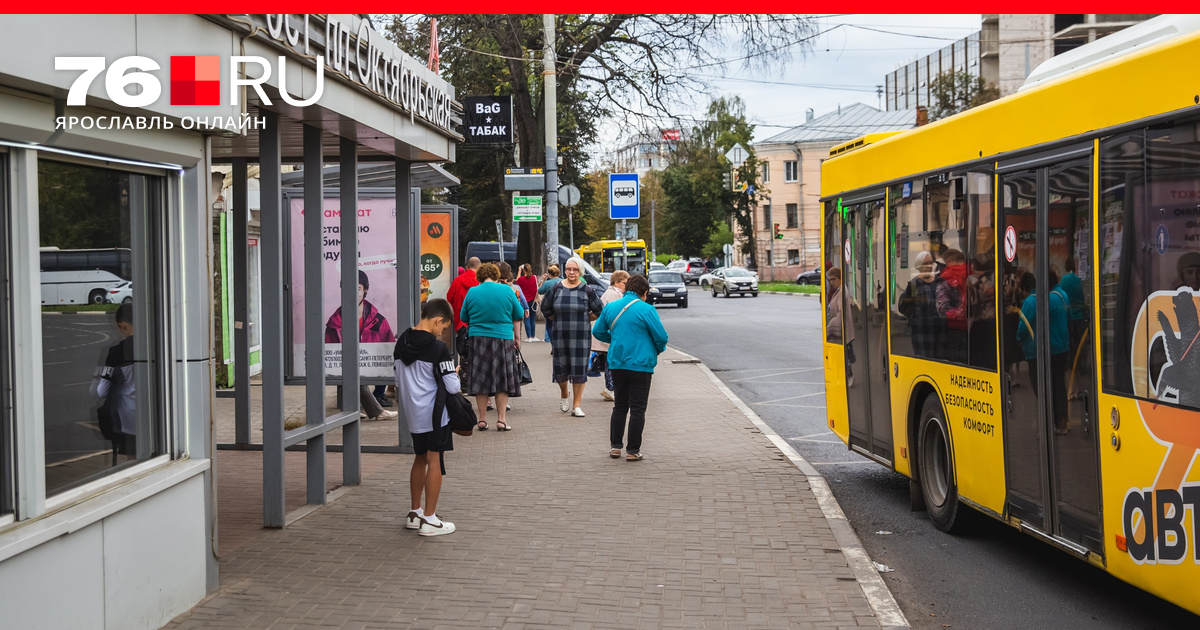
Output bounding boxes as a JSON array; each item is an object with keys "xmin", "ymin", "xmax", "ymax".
[
  {"xmin": 898, "ymin": 250, "xmax": 945, "ymax": 359},
  {"xmin": 968, "ymin": 252, "xmax": 997, "ymax": 369},
  {"xmin": 936, "ymin": 248, "xmax": 969, "ymax": 363},
  {"xmin": 826, "ymin": 267, "xmax": 855, "ymax": 386},
  {"xmin": 1016, "ymin": 270, "xmax": 1071, "ymax": 434},
  {"xmin": 1173, "ymin": 251, "xmax": 1200, "ymax": 292},
  {"xmin": 1059, "ymin": 257, "xmax": 1087, "ymax": 353}
]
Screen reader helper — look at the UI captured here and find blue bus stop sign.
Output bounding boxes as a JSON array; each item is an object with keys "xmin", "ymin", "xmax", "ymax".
[{"xmin": 609, "ymin": 173, "xmax": 640, "ymax": 220}]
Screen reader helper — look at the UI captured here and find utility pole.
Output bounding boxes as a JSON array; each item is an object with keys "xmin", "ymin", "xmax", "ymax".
[
  {"xmin": 650, "ymin": 197, "xmax": 656, "ymax": 261},
  {"xmin": 543, "ymin": 14, "xmax": 559, "ymax": 271}
]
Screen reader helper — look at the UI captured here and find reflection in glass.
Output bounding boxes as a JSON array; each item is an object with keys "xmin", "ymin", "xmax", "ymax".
[
  {"xmin": 0, "ymin": 154, "xmax": 11, "ymax": 517},
  {"xmin": 39, "ymin": 160, "xmax": 158, "ymax": 494}
]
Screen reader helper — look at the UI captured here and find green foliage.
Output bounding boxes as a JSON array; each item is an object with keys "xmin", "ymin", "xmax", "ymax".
[
  {"xmin": 38, "ymin": 161, "xmax": 129, "ymax": 249},
  {"xmin": 701, "ymin": 222, "xmax": 735, "ymax": 258},
  {"xmin": 654, "ymin": 253, "xmax": 676, "ymax": 265},
  {"xmin": 758, "ymin": 282, "xmax": 820, "ymax": 294},
  {"xmin": 928, "ymin": 70, "xmax": 1000, "ymax": 121},
  {"xmin": 660, "ymin": 96, "xmax": 760, "ymax": 262}
]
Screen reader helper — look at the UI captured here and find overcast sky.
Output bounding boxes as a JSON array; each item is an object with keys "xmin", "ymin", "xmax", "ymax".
[{"xmin": 597, "ymin": 14, "xmax": 982, "ymax": 150}]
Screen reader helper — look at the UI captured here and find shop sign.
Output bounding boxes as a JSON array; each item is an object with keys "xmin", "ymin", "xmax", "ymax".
[{"xmin": 463, "ymin": 96, "xmax": 513, "ymax": 144}]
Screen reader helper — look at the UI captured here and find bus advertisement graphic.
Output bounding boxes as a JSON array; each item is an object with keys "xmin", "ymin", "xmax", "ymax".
[{"xmin": 1122, "ymin": 290, "xmax": 1200, "ymax": 566}]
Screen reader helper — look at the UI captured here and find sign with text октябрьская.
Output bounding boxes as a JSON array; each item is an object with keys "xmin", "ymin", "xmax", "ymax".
[
  {"xmin": 463, "ymin": 95, "xmax": 512, "ymax": 144},
  {"xmin": 513, "ymin": 195, "xmax": 542, "ymax": 222}
]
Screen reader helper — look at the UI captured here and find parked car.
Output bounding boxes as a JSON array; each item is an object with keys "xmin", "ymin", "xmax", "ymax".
[
  {"xmin": 698, "ymin": 267, "xmax": 728, "ymax": 289},
  {"xmin": 666, "ymin": 259, "xmax": 706, "ymax": 285},
  {"xmin": 600, "ymin": 272, "xmax": 612, "ymax": 282},
  {"xmin": 796, "ymin": 267, "xmax": 821, "ymax": 285},
  {"xmin": 647, "ymin": 270, "xmax": 688, "ymax": 308},
  {"xmin": 648, "ymin": 261, "xmax": 667, "ymax": 272},
  {"xmin": 711, "ymin": 267, "xmax": 758, "ymax": 297},
  {"xmin": 106, "ymin": 282, "xmax": 134, "ymax": 305}
]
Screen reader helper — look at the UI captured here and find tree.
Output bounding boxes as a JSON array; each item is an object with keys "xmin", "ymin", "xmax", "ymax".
[
  {"xmin": 382, "ymin": 15, "xmax": 816, "ymax": 271},
  {"xmin": 701, "ymin": 221, "xmax": 735, "ymax": 259},
  {"xmin": 928, "ymin": 70, "xmax": 999, "ymax": 121},
  {"xmin": 659, "ymin": 96, "xmax": 760, "ymax": 264}
]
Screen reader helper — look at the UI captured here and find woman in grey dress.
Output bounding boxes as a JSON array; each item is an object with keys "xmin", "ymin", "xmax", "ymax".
[{"xmin": 540, "ymin": 258, "xmax": 603, "ymax": 417}]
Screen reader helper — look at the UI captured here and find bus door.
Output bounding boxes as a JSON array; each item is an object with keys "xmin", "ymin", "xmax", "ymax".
[
  {"xmin": 998, "ymin": 156, "xmax": 1102, "ymax": 555},
  {"xmin": 842, "ymin": 198, "xmax": 893, "ymax": 462}
]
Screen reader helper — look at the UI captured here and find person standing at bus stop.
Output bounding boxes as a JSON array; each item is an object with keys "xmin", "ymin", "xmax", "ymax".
[
  {"xmin": 447, "ymin": 257, "xmax": 482, "ymax": 386},
  {"xmin": 538, "ymin": 264, "xmax": 562, "ymax": 344},
  {"xmin": 516, "ymin": 263, "xmax": 540, "ymax": 341},
  {"xmin": 542, "ymin": 258, "xmax": 603, "ymax": 416}
]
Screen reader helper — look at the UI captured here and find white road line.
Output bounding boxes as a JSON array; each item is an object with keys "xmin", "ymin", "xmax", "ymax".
[
  {"xmin": 811, "ymin": 460, "xmax": 878, "ymax": 466},
  {"xmin": 731, "ymin": 368, "xmax": 823, "ymax": 382},
  {"xmin": 753, "ymin": 392, "xmax": 825, "ymax": 404}
]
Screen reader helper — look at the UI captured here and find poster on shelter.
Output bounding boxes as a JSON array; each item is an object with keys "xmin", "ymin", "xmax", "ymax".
[
  {"xmin": 290, "ymin": 197, "xmax": 399, "ymax": 379},
  {"xmin": 420, "ymin": 211, "xmax": 453, "ymax": 301}
]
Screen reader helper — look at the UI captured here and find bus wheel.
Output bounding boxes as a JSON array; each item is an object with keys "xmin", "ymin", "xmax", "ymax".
[
  {"xmin": 917, "ymin": 395, "xmax": 968, "ymax": 533},
  {"xmin": 89, "ymin": 289, "xmax": 106, "ymax": 305}
]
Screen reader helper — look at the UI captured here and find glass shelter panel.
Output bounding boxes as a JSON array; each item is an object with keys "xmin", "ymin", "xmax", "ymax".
[{"xmin": 38, "ymin": 160, "xmax": 164, "ymax": 495}]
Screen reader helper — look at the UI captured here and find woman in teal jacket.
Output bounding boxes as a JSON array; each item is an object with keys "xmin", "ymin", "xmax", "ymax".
[{"xmin": 591, "ymin": 275, "xmax": 669, "ymax": 461}]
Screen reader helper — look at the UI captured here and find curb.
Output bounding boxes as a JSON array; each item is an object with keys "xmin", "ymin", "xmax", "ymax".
[
  {"xmin": 667, "ymin": 345, "xmax": 910, "ymax": 630},
  {"xmin": 759, "ymin": 290, "xmax": 819, "ymax": 298}
]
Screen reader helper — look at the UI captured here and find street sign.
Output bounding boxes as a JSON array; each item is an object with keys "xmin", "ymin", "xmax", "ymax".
[
  {"xmin": 609, "ymin": 173, "xmax": 640, "ymax": 220},
  {"xmin": 504, "ymin": 167, "xmax": 545, "ymax": 191},
  {"xmin": 463, "ymin": 96, "xmax": 513, "ymax": 144},
  {"xmin": 512, "ymin": 195, "xmax": 543, "ymax": 222},
  {"xmin": 722, "ymin": 243, "xmax": 733, "ymax": 257},
  {"xmin": 615, "ymin": 223, "xmax": 638, "ymax": 241},
  {"xmin": 559, "ymin": 184, "xmax": 581, "ymax": 207},
  {"xmin": 1004, "ymin": 225, "xmax": 1017, "ymax": 262},
  {"xmin": 725, "ymin": 143, "xmax": 748, "ymax": 167}
]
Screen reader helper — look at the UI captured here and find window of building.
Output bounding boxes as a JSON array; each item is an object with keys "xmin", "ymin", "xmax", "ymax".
[
  {"xmin": 786, "ymin": 203, "xmax": 798, "ymax": 229},
  {"xmin": 787, "ymin": 249, "xmax": 800, "ymax": 265},
  {"xmin": 38, "ymin": 159, "xmax": 167, "ymax": 495},
  {"xmin": 784, "ymin": 161, "xmax": 798, "ymax": 183},
  {"xmin": 889, "ymin": 172, "xmax": 995, "ymax": 369},
  {"xmin": 760, "ymin": 161, "xmax": 770, "ymax": 183},
  {"xmin": 1100, "ymin": 118, "xmax": 1200, "ymax": 410},
  {"xmin": 0, "ymin": 152, "xmax": 11, "ymax": 519},
  {"xmin": 763, "ymin": 204, "xmax": 772, "ymax": 230}
]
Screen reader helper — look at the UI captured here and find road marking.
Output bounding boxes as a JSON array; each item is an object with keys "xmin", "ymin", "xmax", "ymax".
[
  {"xmin": 753, "ymin": 392, "xmax": 824, "ymax": 404},
  {"xmin": 811, "ymin": 460, "xmax": 878, "ymax": 466},
  {"xmin": 731, "ymin": 368, "xmax": 822, "ymax": 382}
]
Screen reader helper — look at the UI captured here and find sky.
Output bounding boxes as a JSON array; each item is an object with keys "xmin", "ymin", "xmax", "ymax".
[{"xmin": 598, "ymin": 14, "xmax": 982, "ymax": 149}]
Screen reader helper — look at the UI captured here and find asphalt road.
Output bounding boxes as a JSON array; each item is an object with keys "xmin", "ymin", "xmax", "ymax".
[{"xmin": 657, "ymin": 288, "xmax": 1199, "ymax": 630}]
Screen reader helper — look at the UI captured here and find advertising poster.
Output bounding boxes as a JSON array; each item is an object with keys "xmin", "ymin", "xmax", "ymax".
[
  {"xmin": 420, "ymin": 211, "xmax": 453, "ymax": 301},
  {"xmin": 290, "ymin": 196, "xmax": 399, "ymax": 379}
]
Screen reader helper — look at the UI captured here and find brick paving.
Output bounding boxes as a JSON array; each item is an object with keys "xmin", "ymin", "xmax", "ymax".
[{"xmin": 167, "ymin": 344, "xmax": 890, "ymax": 629}]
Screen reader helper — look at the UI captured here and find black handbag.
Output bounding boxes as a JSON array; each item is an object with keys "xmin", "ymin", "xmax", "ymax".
[
  {"xmin": 432, "ymin": 361, "xmax": 477, "ymax": 436},
  {"xmin": 516, "ymin": 349, "xmax": 533, "ymax": 385}
]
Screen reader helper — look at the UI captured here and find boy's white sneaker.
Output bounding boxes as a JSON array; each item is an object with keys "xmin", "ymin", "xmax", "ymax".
[
  {"xmin": 405, "ymin": 510, "xmax": 423, "ymax": 530},
  {"xmin": 418, "ymin": 516, "xmax": 456, "ymax": 537}
]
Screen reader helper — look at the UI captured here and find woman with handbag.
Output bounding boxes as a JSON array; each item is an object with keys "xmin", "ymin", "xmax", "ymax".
[
  {"xmin": 515, "ymin": 263, "xmax": 540, "ymax": 341},
  {"xmin": 541, "ymin": 257, "xmax": 604, "ymax": 417},
  {"xmin": 459, "ymin": 263, "xmax": 525, "ymax": 431},
  {"xmin": 591, "ymin": 270, "xmax": 629, "ymax": 401}
]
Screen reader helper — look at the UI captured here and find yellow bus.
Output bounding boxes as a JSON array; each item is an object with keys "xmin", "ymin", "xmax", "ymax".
[
  {"xmin": 820, "ymin": 17, "xmax": 1200, "ymax": 615},
  {"xmin": 576, "ymin": 239, "xmax": 647, "ymax": 273}
]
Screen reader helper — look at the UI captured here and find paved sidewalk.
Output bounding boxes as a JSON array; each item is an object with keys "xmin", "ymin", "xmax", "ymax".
[{"xmin": 167, "ymin": 343, "xmax": 903, "ymax": 629}]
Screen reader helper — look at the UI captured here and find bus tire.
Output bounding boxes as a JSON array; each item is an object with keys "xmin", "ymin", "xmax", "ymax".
[
  {"xmin": 917, "ymin": 395, "xmax": 969, "ymax": 533},
  {"xmin": 89, "ymin": 289, "xmax": 106, "ymax": 305}
]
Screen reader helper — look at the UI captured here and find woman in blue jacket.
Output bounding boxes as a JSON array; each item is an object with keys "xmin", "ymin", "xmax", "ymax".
[{"xmin": 591, "ymin": 275, "xmax": 669, "ymax": 461}]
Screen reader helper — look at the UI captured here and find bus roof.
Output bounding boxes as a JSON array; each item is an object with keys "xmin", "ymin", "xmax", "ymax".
[
  {"xmin": 577, "ymin": 239, "xmax": 647, "ymax": 252},
  {"xmin": 821, "ymin": 24, "xmax": 1200, "ymax": 199}
]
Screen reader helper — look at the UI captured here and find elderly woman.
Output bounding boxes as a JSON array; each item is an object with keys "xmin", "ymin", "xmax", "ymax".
[
  {"xmin": 591, "ymin": 270, "xmax": 629, "ymax": 402},
  {"xmin": 459, "ymin": 262, "xmax": 524, "ymax": 431},
  {"xmin": 540, "ymin": 257, "xmax": 603, "ymax": 416}
]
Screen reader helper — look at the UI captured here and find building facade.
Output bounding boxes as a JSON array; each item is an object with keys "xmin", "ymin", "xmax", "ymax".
[
  {"xmin": 612, "ymin": 128, "xmax": 683, "ymax": 178},
  {"xmin": 747, "ymin": 104, "xmax": 917, "ymax": 280},
  {"xmin": 0, "ymin": 14, "xmax": 458, "ymax": 628},
  {"xmin": 885, "ymin": 14, "xmax": 1157, "ymax": 111}
]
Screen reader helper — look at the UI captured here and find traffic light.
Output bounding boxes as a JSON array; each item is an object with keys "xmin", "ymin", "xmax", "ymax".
[
  {"xmin": 773, "ymin": 223, "xmax": 783, "ymax": 239},
  {"xmin": 722, "ymin": 172, "xmax": 732, "ymax": 190}
]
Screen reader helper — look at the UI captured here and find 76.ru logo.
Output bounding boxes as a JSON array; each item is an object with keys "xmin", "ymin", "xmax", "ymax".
[{"xmin": 55, "ymin": 55, "xmax": 323, "ymax": 107}]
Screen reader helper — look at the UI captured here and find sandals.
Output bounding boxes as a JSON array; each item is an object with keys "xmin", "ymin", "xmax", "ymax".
[
  {"xmin": 477, "ymin": 420, "xmax": 488, "ymax": 431},
  {"xmin": 496, "ymin": 421, "xmax": 511, "ymax": 431},
  {"xmin": 626, "ymin": 452, "xmax": 643, "ymax": 461},
  {"xmin": 609, "ymin": 449, "xmax": 622, "ymax": 459}
]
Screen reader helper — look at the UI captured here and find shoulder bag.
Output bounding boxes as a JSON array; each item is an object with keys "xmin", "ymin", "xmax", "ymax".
[{"xmin": 431, "ymin": 362, "xmax": 477, "ymax": 437}]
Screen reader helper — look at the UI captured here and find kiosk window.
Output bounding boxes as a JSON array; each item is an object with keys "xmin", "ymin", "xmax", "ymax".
[{"xmin": 38, "ymin": 159, "xmax": 166, "ymax": 495}]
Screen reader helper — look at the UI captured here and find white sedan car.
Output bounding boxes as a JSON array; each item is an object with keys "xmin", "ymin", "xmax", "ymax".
[{"xmin": 698, "ymin": 268, "xmax": 727, "ymax": 289}]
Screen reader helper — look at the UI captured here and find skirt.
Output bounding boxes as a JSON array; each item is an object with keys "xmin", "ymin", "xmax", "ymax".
[{"xmin": 466, "ymin": 336, "xmax": 523, "ymax": 397}]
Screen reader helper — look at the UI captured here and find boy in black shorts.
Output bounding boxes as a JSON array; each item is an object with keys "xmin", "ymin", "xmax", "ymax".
[{"xmin": 394, "ymin": 298, "xmax": 459, "ymax": 536}]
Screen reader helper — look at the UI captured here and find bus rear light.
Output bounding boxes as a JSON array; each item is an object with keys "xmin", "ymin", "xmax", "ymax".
[
  {"xmin": 900, "ymin": 447, "xmax": 907, "ymax": 459},
  {"xmin": 828, "ymin": 418, "xmax": 835, "ymax": 428},
  {"xmin": 1115, "ymin": 534, "xmax": 1127, "ymax": 552}
]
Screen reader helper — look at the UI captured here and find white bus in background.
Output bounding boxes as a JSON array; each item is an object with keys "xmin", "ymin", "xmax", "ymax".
[{"xmin": 40, "ymin": 247, "xmax": 133, "ymax": 305}]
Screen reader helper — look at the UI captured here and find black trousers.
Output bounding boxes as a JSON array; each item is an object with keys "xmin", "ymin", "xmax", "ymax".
[{"xmin": 610, "ymin": 369, "xmax": 653, "ymax": 454}]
